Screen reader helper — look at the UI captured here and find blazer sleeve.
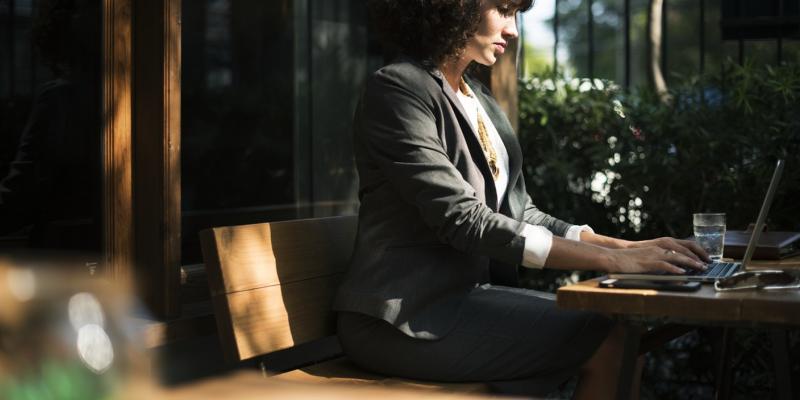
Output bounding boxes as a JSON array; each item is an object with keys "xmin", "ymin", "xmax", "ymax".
[
  {"xmin": 521, "ymin": 191, "xmax": 572, "ymax": 237},
  {"xmin": 358, "ymin": 73, "xmax": 526, "ymax": 266}
]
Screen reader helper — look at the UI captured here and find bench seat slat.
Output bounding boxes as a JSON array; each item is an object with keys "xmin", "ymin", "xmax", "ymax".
[{"xmin": 201, "ymin": 217, "xmax": 356, "ymax": 296}]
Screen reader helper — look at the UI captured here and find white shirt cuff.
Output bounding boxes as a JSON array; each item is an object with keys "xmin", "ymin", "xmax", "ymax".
[
  {"xmin": 565, "ymin": 224, "xmax": 594, "ymax": 241},
  {"xmin": 520, "ymin": 224, "xmax": 553, "ymax": 269}
]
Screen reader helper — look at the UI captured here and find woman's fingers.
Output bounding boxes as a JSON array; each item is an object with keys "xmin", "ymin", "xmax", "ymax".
[
  {"xmin": 615, "ymin": 246, "xmax": 706, "ymax": 274},
  {"xmin": 657, "ymin": 238, "xmax": 711, "ymax": 264},
  {"xmin": 661, "ymin": 240, "xmax": 700, "ymax": 262},
  {"xmin": 653, "ymin": 261, "xmax": 686, "ymax": 274},
  {"xmin": 661, "ymin": 248, "xmax": 706, "ymax": 271},
  {"xmin": 678, "ymin": 239, "xmax": 712, "ymax": 262}
]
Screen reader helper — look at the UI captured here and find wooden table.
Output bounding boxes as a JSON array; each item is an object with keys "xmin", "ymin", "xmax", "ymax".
[{"xmin": 557, "ymin": 255, "xmax": 800, "ymax": 400}]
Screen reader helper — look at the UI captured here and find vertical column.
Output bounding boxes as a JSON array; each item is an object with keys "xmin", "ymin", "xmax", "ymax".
[
  {"xmin": 624, "ymin": 0, "xmax": 631, "ymax": 89},
  {"xmin": 30, "ymin": 0, "xmax": 38, "ymax": 94},
  {"xmin": 738, "ymin": 39, "xmax": 744, "ymax": 65},
  {"xmin": 518, "ymin": 14, "xmax": 526, "ymax": 78},
  {"xmin": 102, "ymin": 0, "xmax": 134, "ymax": 285},
  {"xmin": 661, "ymin": 0, "xmax": 668, "ymax": 79},
  {"xmin": 294, "ymin": 0, "xmax": 312, "ymax": 218},
  {"xmin": 700, "ymin": 0, "xmax": 705, "ymax": 74},
  {"xmin": 133, "ymin": 0, "xmax": 182, "ymax": 318},
  {"xmin": 776, "ymin": 0, "xmax": 784, "ymax": 64},
  {"xmin": 8, "ymin": 0, "xmax": 15, "ymax": 97},
  {"xmin": 588, "ymin": 0, "xmax": 594, "ymax": 79},
  {"xmin": 553, "ymin": 0, "xmax": 559, "ymax": 74}
]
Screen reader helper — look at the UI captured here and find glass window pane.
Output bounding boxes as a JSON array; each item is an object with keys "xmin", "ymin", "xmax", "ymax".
[
  {"xmin": 704, "ymin": 0, "xmax": 726, "ymax": 74},
  {"xmin": 629, "ymin": 0, "xmax": 649, "ymax": 89},
  {"xmin": 665, "ymin": 0, "xmax": 701, "ymax": 82},
  {"xmin": 0, "ymin": 0, "xmax": 103, "ymax": 254},
  {"xmin": 309, "ymin": 0, "xmax": 368, "ymax": 217},
  {"xmin": 521, "ymin": 0, "xmax": 556, "ymax": 76},
  {"xmin": 181, "ymin": 0, "xmax": 370, "ymax": 263},
  {"xmin": 557, "ymin": 0, "xmax": 590, "ymax": 77},
  {"xmin": 593, "ymin": 0, "xmax": 624, "ymax": 83},
  {"xmin": 182, "ymin": 0, "xmax": 296, "ymax": 213}
]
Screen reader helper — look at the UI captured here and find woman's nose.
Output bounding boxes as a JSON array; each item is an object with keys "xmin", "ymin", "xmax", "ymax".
[{"xmin": 502, "ymin": 16, "xmax": 519, "ymax": 39}]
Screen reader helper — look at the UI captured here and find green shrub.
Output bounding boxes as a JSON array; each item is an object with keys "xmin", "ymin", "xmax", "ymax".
[
  {"xmin": 518, "ymin": 61, "xmax": 800, "ymax": 291},
  {"xmin": 520, "ymin": 61, "xmax": 799, "ymax": 241},
  {"xmin": 517, "ymin": 61, "xmax": 800, "ymax": 399}
]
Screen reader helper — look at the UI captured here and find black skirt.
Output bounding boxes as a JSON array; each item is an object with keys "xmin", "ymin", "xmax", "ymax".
[{"xmin": 337, "ymin": 284, "xmax": 613, "ymax": 396}]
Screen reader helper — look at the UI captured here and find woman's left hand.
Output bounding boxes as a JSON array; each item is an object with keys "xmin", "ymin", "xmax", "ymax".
[{"xmin": 625, "ymin": 237, "xmax": 712, "ymax": 263}]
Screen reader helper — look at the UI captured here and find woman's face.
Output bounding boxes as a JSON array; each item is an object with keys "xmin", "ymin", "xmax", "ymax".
[{"xmin": 464, "ymin": 0, "xmax": 520, "ymax": 66}]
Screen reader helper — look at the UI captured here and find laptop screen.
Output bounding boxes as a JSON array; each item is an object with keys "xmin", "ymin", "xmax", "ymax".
[{"xmin": 741, "ymin": 159, "xmax": 784, "ymax": 269}]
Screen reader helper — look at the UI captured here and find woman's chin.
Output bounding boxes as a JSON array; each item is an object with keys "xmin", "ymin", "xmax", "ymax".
[{"xmin": 475, "ymin": 55, "xmax": 498, "ymax": 66}]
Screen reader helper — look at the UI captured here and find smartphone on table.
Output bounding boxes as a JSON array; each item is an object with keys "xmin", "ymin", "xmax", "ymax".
[{"xmin": 599, "ymin": 278, "xmax": 701, "ymax": 292}]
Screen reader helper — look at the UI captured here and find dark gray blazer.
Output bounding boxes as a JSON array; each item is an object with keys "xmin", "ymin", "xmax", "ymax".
[{"xmin": 333, "ymin": 59, "xmax": 572, "ymax": 340}]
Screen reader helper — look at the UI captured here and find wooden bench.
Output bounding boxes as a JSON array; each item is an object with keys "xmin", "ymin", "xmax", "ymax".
[{"xmin": 199, "ymin": 216, "xmax": 489, "ymax": 394}]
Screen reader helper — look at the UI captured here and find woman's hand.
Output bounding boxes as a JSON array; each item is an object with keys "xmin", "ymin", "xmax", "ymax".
[
  {"xmin": 545, "ymin": 236, "xmax": 707, "ymax": 274},
  {"xmin": 580, "ymin": 232, "xmax": 711, "ymax": 264},
  {"xmin": 607, "ymin": 246, "xmax": 708, "ymax": 274},
  {"xmin": 624, "ymin": 237, "xmax": 711, "ymax": 263}
]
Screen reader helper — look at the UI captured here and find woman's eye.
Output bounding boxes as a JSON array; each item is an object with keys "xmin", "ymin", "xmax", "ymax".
[{"xmin": 497, "ymin": 5, "xmax": 515, "ymax": 17}]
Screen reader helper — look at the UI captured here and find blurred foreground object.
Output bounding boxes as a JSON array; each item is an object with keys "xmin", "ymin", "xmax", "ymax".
[
  {"xmin": 160, "ymin": 370, "xmax": 511, "ymax": 400},
  {"xmin": 0, "ymin": 255, "xmax": 153, "ymax": 399}
]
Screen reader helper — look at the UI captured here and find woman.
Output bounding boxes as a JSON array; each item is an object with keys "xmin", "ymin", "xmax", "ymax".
[{"xmin": 333, "ymin": 0, "xmax": 709, "ymax": 397}]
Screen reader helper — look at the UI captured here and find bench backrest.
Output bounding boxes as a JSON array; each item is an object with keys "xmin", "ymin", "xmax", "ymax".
[{"xmin": 200, "ymin": 216, "xmax": 357, "ymax": 363}]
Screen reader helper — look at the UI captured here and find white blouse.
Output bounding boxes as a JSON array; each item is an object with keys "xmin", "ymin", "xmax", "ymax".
[{"xmin": 456, "ymin": 81, "xmax": 592, "ymax": 268}]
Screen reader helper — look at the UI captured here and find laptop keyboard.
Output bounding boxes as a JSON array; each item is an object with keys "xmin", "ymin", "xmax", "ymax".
[{"xmin": 685, "ymin": 261, "xmax": 739, "ymax": 278}]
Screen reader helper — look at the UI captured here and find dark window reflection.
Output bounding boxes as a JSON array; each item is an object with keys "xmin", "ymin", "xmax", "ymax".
[
  {"xmin": 181, "ymin": 0, "xmax": 379, "ymax": 264},
  {"xmin": 0, "ymin": 0, "xmax": 102, "ymax": 253},
  {"xmin": 309, "ymin": 0, "xmax": 378, "ymax": 217},
  {"xmin": 182, "ymin": 0, "xmax": 295, "ymax": 212},
  {"xmin": 703, "ymin": 0, "xmax": 724, "ymax": 74}
]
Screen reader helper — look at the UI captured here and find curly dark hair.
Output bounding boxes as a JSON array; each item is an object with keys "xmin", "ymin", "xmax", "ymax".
[{"xmin": 368, "ymin": 0, "xmax": 533, "ymax": 66}]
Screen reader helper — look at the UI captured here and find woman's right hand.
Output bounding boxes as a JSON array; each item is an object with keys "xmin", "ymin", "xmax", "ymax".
[{"xmin": 607, "ymin": 246, "xmax": 707, "ymax": 275}]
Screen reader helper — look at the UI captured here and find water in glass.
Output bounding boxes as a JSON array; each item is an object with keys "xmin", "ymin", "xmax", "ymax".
[{"xmin": 694, "ymin": 224, "xmax": 726, "ymax": 260}]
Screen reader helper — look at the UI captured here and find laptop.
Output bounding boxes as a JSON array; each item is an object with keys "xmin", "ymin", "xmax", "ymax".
[{"xmin": 609, "ymin": 159, "xmax": 785, "ymax": 283}]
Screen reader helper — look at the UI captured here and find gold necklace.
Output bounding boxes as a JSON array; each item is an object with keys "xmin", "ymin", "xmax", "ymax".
[{"xmin": 459, "ymin": 78, "xmax": 499, "ymax": 180}]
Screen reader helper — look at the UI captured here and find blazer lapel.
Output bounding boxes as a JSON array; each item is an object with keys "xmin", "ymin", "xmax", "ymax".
[{"xmin": 429, "ymin": 69, "xmax": 499, "ymax": 210}]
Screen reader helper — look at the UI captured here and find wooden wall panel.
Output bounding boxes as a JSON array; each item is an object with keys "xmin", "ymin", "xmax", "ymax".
[{"xmin": 103, "ymin": 0, "xmax": 134, "ymax": 283}]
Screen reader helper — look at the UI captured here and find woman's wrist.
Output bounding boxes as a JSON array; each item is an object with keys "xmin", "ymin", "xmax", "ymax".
[
  {"xmin": 580, "ymin": 231, "xmax": 632, "ymax": 250},
  {"xmin": 615, "ymin": 238, "xmax": 634, "ymax": 249},
  {"xmin": 600, "ymin": 247, "xmax": 620, "ymax": 272}
]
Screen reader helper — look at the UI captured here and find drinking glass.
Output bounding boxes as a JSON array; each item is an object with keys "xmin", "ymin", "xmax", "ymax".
[{"xmin": 693, "ymin": 213, "xmax": 726, "ymax": 261}]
